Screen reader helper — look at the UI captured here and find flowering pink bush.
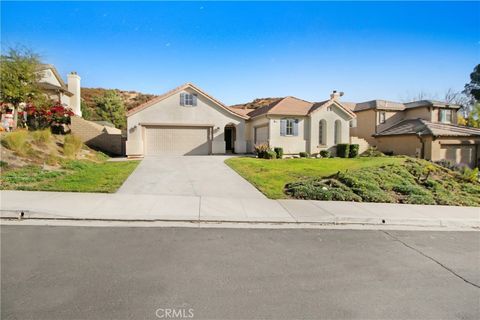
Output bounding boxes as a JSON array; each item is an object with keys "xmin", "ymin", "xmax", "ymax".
[{"xmin": 20, "ymin": 102, "xmax": 75, "ymax": 133}]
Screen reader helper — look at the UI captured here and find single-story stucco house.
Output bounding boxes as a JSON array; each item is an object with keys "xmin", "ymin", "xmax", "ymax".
[
  {"xmin": 346, "ymin": 99, "xmax": 480, "ymax": 167},
  {"xmin": 125, "ymin": 83, "xmax": 356, "ymax": 156}
]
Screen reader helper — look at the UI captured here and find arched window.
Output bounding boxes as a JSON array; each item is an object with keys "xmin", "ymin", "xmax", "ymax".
[
  {"xmin": 319, "ymin": 120, "xmax": 327, "ymax": 145},
  {"xmin": 334, "ymin": 120, "xmax": 342, "ymax": 144}
]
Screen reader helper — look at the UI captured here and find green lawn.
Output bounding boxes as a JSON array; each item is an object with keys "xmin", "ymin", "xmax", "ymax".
[
  {"xmin": 225, "ymin": 156, "xmax": 406, "ymax": 199},
  {"xmin": 1, "ymin": 160, "xmax": 140, "ymax": 193}
]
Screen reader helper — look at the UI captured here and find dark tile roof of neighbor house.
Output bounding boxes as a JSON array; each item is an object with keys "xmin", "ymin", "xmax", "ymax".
[
  {"xmin": 344, "ymin": 99, "xmax": 461, "ymax": 112},
  {"xmin": 374, "ymin": 119, "xmax": 480, "ymax": 137}
]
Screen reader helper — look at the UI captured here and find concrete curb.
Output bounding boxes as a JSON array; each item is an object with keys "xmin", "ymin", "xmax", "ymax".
[{"xmin": 1, "ymin": 209, "xmax": 478, "ymax": 231}]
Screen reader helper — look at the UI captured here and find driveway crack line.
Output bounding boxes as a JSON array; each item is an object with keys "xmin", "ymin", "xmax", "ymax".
[{"xmin": 382, "ymin": 230, "xmax": 480, "ymax": 289}]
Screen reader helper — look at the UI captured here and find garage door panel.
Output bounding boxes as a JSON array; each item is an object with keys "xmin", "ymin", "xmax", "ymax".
[
  {"xmin": 440, "ymin": 144, "xmax": 476, "ymax": 168},
  {"xmin": 255, "ymin": 126, "xmax": 268, "ymax": 145},
  {"xmin": 145, "ymin": 126, "xmax": 210, "ymax": 155}
]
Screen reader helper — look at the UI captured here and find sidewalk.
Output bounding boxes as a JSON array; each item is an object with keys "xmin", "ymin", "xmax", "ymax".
[{"xmin": 1, "ymin": 190, "xmax": 479, "ymax": 229}]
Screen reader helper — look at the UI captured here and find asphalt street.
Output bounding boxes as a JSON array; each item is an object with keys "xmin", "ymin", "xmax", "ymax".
[{"xmin": 1, "ymin": 226, "xmax": 479, "ymax": 320}]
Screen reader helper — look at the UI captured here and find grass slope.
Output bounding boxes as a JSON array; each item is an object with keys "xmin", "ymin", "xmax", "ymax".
[
  {"xmin": 285, "ymin": 159, "xmax": 480, "ymax": 206},
  {"xmin": 1, "ymin": 160, "xmax": 139, "ymax": 193},
  {"xmin": 1, "ymin": 130, "xmax": 139, "ymax": 193},
  {"xmin": 225, "ymin": 156, "xmax": 405, "ymax": 199}
]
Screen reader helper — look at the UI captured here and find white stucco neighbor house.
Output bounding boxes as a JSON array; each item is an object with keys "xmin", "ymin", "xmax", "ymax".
[
  {"xmin": 35, "ymin": 64, "xmax": 82, "ymax": 116},
  {"xmin": 125, "ymin": 83, "xmax": 356, "ymax": 156}
]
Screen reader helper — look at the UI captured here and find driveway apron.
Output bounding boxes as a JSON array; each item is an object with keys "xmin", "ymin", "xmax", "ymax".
[{"xmin": 117, "ymin": 156, "xmax": 266, "ymax": 198}]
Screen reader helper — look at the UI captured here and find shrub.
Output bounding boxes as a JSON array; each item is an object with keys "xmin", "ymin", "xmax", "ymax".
[
  {"xmin": 1, "ymin": 130, "xmax": 29, "ymax": 156},
  {"xmin": 285, "ymin": 178, "xmax": 362, "ymax": 201},
  {"xmin": 319, "ymin": 150, "xmax": 331, "ymax": 158},
  {"xmin": 32, "ymin": 129, "xmax": 52, "ymax": 144},
  {"xmin": 22, "ymin": 102, "xmax": 74, "ymax": 131},
  {"xmin": 336, "ymin": 144, "xmax": 350, "ymax": 158},
  {"xmin": 263, "ymin": 150, "xmax": 277, "ymax": 159},
  {"xmin": 0, "ymin": 160, "xmax": 8, "ymax": 169},
  {"xmin": 299, "ymin": 152, "xmax": 309, "ymax": 158},
  {"xmin": 63, "ymin": 134, "xmax": 83, "ymax": 158},
  {"xmin": 461, "ymin": 167, "xmax": 479, "ymax": 183},
  {"xmin": 254, "ymin": 143, "xmax": 270, "ymax": 158},
  {"xmin": 361, "ymin": 146, "xmax": 384, "ymax": 157},
  {"xmin": 273, "ymin": 147, "xmax": 283, "ymax": 159},
  {"xmin": 46, "ymin": 154, "xmax": 59, "ymax": 166},
  {"xmin": 434, "ymin": 159, "xmax": 456, "ymax": 170},
  {"xmin": 349, "ymin": 144, "xmax": 359, "ymax": 158}
]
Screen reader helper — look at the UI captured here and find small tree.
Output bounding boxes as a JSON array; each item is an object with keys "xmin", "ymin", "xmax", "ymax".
[
  {"xmin": 0, "ymin": 47, "xmax": 43, "ymax": 129},
  {"xmin": 94, "ymin": 90, "xmax": 126, "ymax": 129}
]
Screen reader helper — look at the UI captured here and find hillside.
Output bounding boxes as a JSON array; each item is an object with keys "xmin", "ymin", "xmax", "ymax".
[
  {"xmin": 230, "ymin": 97, "xmax": 282, "ymax": 110},
  {"xmin": 80, "ymin": 88, "xmax": 157, "ymax": 125}
]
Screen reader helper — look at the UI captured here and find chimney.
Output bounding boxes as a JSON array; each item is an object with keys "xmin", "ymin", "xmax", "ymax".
[
  {"xmin": 67, "ymin": 72, "xmax": 82, "ymax": 117},
  {"xmin": 330, "ymin": 90, "xmax": 344, "ymax": 101}
]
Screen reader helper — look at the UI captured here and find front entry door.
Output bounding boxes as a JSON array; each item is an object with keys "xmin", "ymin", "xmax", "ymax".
[{"xmin": 225, "ymin": 127, "xmax": 233, "ymax": 152}]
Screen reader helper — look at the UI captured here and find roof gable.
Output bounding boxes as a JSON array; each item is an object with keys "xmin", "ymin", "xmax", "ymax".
[
  {"xmin": 310, "ymin": 100, "xmax": 356, "ymax": 119},
  {"xmin": 126, "ymin": 83, "xmax": 248, "ymax": 119},
  {"xmin": 36, "ymin": 64, "xmax": 67, "ymax": 89}
]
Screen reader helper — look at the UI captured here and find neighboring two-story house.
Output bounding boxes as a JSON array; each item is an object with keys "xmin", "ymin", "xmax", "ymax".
[
  {"xmin": 36, "ymin": 64, "xmax": 82, "ymax": 116},
  {"xmin": 347, "ymin": 100, "xmax": 480, "ymax": 167}
]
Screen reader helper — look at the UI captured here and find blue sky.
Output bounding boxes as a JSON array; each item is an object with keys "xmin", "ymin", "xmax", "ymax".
[{"xmin": 2, "ymin": 1, "xmax": 479, "ymax": 105}]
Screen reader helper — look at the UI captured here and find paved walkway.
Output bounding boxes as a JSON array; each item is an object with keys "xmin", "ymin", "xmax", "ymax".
[
  {"xmin": 1, "ymin": 191, "xmax": 478, "ymax": 229},
  {"xmin": 116, "ymin": 156, "xmax": 265, "ymax": 198}
]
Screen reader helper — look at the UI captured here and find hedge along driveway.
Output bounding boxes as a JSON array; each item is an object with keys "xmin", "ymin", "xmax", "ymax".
[{"xmin": 225, "ymin": 157, "xmax": 405, "ymax": 199}]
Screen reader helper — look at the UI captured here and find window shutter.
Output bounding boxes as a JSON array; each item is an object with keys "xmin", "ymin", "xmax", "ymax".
[
  {"xmin": 293, "ymin": 119, "xmax": 299, "ymax": 136},
  {"xmin": 180, "ymin": 93, "xmax": 185, "ymax": 106},
  {"xmin": 280, "ymin": 119, "xmax": 286, "ymax": 136},
  {"xmin": 192, "ymin": 94, "xmax": 198, "ymax": 106}
]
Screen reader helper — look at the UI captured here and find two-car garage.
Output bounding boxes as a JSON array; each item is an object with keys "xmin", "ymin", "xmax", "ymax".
[{"xmin": 144, "ymin": 125, "xmax": 212, "ymax": 156}]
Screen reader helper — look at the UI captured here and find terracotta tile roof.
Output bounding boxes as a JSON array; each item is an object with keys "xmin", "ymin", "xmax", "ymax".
[
  {"xmin": 375, "ymin": 119, "xmax": 480, "ymax": 137},
  {"xmin": 227, "ymin": 107, "xmax": 256, "ymax": 117}
]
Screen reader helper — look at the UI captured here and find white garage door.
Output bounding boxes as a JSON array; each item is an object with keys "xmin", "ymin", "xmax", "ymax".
[
  {"xmin": 145, "ymin": 126, "xmax": 210, "ymax": 155},
  {"xmin": 440, "ymin": 144, "xmax": 476, "ymax": 167},
  {"xmin": 255, "ymin": 126, "xmax": 269, "ymax": 145}
]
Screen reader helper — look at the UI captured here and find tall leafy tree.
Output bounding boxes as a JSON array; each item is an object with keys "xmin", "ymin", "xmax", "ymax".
[
  {"xmin": 462, "ymin": 64, "xmax": 480, "ymax": 127},
  {"xmin": 0, "ymin": 47, "xmax": 43, "ymax": 128},
  {"xmin": 464, "ymin": 64, "xmax": 480, "ymax": 101},
  {"xmin": 94, "ymin": 90, "xmax": 126, "ymax": 129}
]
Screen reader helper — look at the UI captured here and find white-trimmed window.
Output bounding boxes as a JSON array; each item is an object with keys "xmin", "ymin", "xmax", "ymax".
[
  {"xmin": 334, "ymin": 120, "xmax": 342, "ymax": 144},
  {"xmin": 180, "ymin": 93, "xmax": 197, "ymax": 106},
  {"xmin": 379, "ymin": 111, "xmax": 386, "ymax": 124},
  {"xmin": 280, "ymin": 118, "xmax": 298, "ymax": 136},
  {"xmin": 286, "ymin": 119, "xmax": 294, "ymax": 136},
  {"xmin": 439, "ymin": 109, "xmax": 452, "ymax": 123},
  {"xmin": 319, "ymin": 120, "xmax": 326, "ymax": 145}
]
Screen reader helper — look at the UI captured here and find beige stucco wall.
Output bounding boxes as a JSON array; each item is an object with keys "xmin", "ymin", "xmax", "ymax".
[
  {"xmin": 308, "ymin": 104, "xmax": 351, "ymax": 154},
  {"xmin": 350, "ymin": 109, "xmax": 377, "ymax": 145},
  {"xmin": 375, "ymin": 135, "xmax": 422, "ymax": 157},
  {"xmin": 404, "ymin": 107, "xmax": 432, "ymax": 121},
  {"xmin": 126, "ymin": 88, "xmax": 246, "ymax": 156},
  {"xmin": 268, "ymin": 116, "xmax": 308, "ymax": 154}
]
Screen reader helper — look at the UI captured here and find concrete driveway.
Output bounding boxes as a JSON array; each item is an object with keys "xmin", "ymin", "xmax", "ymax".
[{"xmin": 117, "ymin": 156, "xmax": 265, "ymax": 198}]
